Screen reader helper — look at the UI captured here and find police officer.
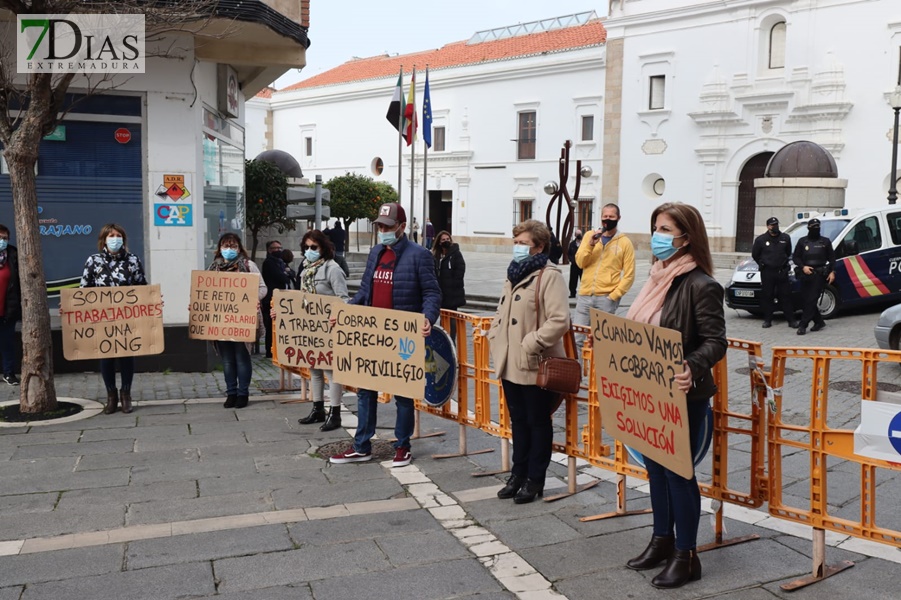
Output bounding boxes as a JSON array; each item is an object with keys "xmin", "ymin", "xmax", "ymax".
[
  {"xmin": 752, "ymin": 217, "xmax": 798, "ymax": 329},
  {"xmin": 792, "ymin": 217, "xmax": 835, "ymax": 335}
]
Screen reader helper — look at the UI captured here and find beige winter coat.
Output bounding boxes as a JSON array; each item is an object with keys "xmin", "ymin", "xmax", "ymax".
[{"xmin": 487, "ymin": 265, "xmax": 571, "ymax": 385}]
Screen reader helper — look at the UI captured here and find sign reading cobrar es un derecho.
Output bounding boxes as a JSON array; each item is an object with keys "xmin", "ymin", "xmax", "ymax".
[{"xmin": 17, "ymin": 14, "xmax": 145, "ymax": 74}]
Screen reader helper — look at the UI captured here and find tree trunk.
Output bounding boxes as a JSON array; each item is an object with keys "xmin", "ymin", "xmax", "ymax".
[{"xmin": 7, "ymin": 144, "xmax": 59, "ymax": 413}]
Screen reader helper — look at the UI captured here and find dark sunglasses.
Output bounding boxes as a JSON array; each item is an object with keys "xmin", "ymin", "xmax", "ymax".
[{"xmin": 303, "ymin": 244, "xmax": 319, "ymax": 251}]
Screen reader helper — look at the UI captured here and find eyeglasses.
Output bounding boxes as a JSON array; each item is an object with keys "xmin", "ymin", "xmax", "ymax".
[
  {"xmin": 303, "ymin": 244, "xmax": 319, "ymax": 251},
  {"xmin": 221, "ymin": 243, "xmax": 239, "ymax": 249}
]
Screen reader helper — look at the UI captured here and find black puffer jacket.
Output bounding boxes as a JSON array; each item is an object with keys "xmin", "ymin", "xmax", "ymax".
[
  {"xmin": 434, "ymin": 243, "xmax": 466, "ymax": 310},
  {"xmin": 660, "ymin": 268, "xmax": 727, "ymax": 402},
  {"xmin": 1, "ymin": 245, "xmax": 21, "ymax": 322}
]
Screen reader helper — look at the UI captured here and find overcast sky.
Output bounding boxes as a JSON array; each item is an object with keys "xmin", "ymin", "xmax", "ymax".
[{"xmin": 273, "ymin": 1, "xmax": 606, "ymax": 89}]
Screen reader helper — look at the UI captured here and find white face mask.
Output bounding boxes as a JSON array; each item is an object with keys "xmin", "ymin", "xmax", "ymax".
[
  {"xmin": 379, "ymin": 227, "xmax": 399, "ymax": 246},
  {"xmin": 106, "ymin": 236, "xmax": 124, "ymax": 252}
]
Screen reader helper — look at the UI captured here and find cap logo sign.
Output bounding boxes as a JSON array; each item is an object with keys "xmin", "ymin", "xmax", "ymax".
[
  {"xmin": 380, "ymin": 205, "xmax": 392, "ymax": 216},
  {"xmin": 17, "ymin": 14, "xmax": 145, "ymax": 74}
]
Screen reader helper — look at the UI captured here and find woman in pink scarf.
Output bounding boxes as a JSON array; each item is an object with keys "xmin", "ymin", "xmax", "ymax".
[{"xmin": 623, "ymin": 203, "xmax": 726, "ymax": 589}]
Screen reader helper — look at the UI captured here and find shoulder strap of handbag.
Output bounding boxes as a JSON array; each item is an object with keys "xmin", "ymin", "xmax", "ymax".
[{"xmin": 534, "ymin": 267, "xmax": 578, "ymax": 360}]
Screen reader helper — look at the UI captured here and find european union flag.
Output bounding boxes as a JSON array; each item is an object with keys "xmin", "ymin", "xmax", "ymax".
[{"xmin": 422, "ymin": 68, "xmax": 433, "ymax": 148}]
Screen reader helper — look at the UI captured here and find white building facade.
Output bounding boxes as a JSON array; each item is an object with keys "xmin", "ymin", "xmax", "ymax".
[
  {"xmin": 248, "ymin": 13, "xmax": 606, "ymax": 251},
  {"xmin": 603, "ymin": 0, "xmax": 901, "ymax": 251}
]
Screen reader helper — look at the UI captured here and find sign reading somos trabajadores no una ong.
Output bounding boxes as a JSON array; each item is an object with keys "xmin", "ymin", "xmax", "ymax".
[
  {"xmin": 188, "ymin": 270, "xmax": 259, "ymax": 343},
  {"xmin": 61, "ymin": 285, "xmax": 164, "ymax": 360},
  {"xmin": 331, "ymin": 304, "xmax": 426, "ymax": 400},
  {"xmin": 272, "ymin": 289, "xmax": 339, "ymax": 369},
  {"xmin": 590, "ymin": 309, "xmax": 693, "ymax": 479}
]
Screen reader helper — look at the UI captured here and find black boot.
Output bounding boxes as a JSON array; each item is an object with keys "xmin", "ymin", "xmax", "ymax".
[
  {"xmin": 513, "ymin": 479, "xmax": 543, "ymax": 504},
  {"xmin": 120, "ymin": 390, "xmax": 133, "ymax": 414},
  {"xmin": 319, "ymin": 406, "xmax": 342, "ymax": 431},
  {"xmin": 497, "ymin": 474, "xmax": 525, "ymax": 499},
  {"xmin": 235, "ymin": 395, "xmax": 249, "ymax": 409},
  {"xmin": 626, "ymin": 535, "xmax": 675, "ymax": 570},
  {"xmin": 103, "ymin": 389, "xmax": 119, "ymax": 415},
  {"xmin": 299, "ymin": 401, "xmax": 326, "ymax": 424},
  {"xmin": 651, "ymin": 549, "xmax": 701, "ymax": 589},
  {"xmin": 224, "ymin": 395, "xmax": 237, "ymax": 408}
]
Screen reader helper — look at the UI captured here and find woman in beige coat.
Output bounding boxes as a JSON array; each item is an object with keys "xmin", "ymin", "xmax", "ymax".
[{"xmin": 487, "ymin": 219, "xmax": 571, "ymax": 503}]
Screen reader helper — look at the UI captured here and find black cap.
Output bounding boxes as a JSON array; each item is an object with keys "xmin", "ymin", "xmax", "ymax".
[
  {"xmin": 808, "ymin": 218, "xmax": 821, "ymax": 227},
  {"xmin": 766, "ymin": 217, "xmax": 779, "ymax": 226}
]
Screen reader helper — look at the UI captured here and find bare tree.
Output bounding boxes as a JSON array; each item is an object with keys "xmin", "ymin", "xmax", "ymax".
[{"xmin": 0, "ymin": 0, "xmax": 224, "ymax": 413}]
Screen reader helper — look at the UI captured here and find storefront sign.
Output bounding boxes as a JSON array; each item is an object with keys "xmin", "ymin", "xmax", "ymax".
[{"xmin": 153, "ymin": 204, "xmax": 192, "ymax": 226}]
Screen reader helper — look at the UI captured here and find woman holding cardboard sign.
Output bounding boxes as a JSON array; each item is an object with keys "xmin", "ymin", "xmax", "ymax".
[
  {"xmin": 294, "ymin": 230, "xmax": 350, "ymax": 431},
  {"xmin": 209, "ymin": 233, "xmax": 267, "ymax": 409},
  {"xmin": 79, "ymin": 223, "xmax": 147, "ymax": 414},
  {"xmin": 623, "ymin": 203, "xmax": 726, "ymax": 589},
  {"xmin": 487, "ymin": 219, "xmax": 570, "ymax": 504}
]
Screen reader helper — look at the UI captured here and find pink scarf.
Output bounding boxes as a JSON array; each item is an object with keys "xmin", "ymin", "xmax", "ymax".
[{"xmin": 626, "ymin": 254, "xmax": 697, "ymax": 325}]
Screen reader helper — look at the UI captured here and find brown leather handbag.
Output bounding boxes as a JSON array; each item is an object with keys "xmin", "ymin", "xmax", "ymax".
[{"xmin": 533, "ymin": 268, "xmax": 581, "ymax": 396}]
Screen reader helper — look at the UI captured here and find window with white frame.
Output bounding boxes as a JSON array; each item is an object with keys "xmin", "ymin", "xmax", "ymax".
[
  {"xmin": 649, "ymin": 76, "xmax": 666, "ymax": 110},
  {"xmin": 304, "ymin": 137, "xmax": 313, "ymax": 157},
  {"xmin": 769, "ymin": 21, "xmax": 786, "ymax": 69},
  {"xmin": 581, "ymin": 115, "xmax": 594, "ymax": 141},
  {"xmin": 517, "ymin": 111, "xmax": 536, "ymax": 160},
  {"xmin": 517, "ymin": 200, "xmax": 533, "ymax": 222},
  {"xmin": 434, "ymin": 126, "xmax": 446, "ymax": 152}
]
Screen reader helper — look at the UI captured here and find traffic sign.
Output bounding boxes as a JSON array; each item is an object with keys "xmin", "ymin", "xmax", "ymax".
[{"xmin": 114, "ymin": 128, "xmax": 131, "ymax": 144}]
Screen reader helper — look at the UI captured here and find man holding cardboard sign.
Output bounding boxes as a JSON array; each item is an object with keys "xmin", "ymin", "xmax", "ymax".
[{"xmin": 330, "ymin": 203, "xmax": 441, "ymax": 468}]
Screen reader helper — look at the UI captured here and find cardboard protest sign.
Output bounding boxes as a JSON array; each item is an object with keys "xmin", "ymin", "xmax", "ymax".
[
  {"xmin": 188, "ymin": 270, "xmax": 259, "ymax": 342},
  {"xmin": 590, "ymin": 309, "xmax": 693, "ymax": 479},
  {"xmin": 61, "ymin": 285, "xmax": 164, "ymax": 360},
  {"xmin": 273, "ymin": 289, "xmax": 339, "ymax": 369},
  {"xmin": 332, "ymin": 304, "xmax": 426, "ymax": 399}
]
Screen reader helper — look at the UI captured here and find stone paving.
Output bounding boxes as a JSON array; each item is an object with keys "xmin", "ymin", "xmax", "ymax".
[{"xmin": 0, "ymin": 251, "xmax": 900, "ymax": 599}]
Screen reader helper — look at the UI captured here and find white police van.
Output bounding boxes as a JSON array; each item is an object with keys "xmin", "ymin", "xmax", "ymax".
[{"xmin": 725, "ymin": 206, "xmax": 901, "ymax": 318}]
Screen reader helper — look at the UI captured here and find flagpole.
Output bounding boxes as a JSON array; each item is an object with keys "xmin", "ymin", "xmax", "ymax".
[
  {"xmin": 422, "ymin": 66, "xmax": 430, "ymax": 242},
  {"xmin": 397, "ymin": 66, "xmax": 404, "ymax": 205},
  {"xmin": 410, "ymin": 67, "xmax": 417, "ymax": 226}
]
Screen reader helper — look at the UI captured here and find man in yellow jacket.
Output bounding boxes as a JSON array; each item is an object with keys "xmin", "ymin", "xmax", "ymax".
[{"xmin": 574, "ymin": 203, "xmax": 636, "ymax": 348}]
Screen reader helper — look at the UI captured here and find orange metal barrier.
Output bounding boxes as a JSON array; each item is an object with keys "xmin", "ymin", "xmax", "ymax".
[{"xmin": 768, "ymin": 347, "xmax": 901, "ymax": 590}]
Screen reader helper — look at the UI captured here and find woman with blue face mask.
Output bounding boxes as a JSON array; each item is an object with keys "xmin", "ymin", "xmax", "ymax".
[
  {"xmin": 79, "ymin": 223, "xmax": 147, "ymax": 414},
  {"xmin": 289, "ymin": 229, "xmax": 350, "ymax": 431},
  {"xmin": 487, "ymin": 219, "xmax": 571, "ymax": 504},
  {"xmin": 209, "ymin": 233, "xmax": 268, "ymax": 409},
  {"xmin": 623, "ymin": 203, "xmax": 726, "ymax": 589}
]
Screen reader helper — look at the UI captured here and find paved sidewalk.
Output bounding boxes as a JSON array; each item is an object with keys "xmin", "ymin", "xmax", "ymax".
[{"xmin": 1, "ymin": 251, "xmax": 900, "ymax": 598}]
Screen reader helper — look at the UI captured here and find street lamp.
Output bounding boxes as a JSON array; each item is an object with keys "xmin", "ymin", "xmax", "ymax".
[{"xmin": 888, "ymin": 85, "xmax": 901, "ymax": 205}]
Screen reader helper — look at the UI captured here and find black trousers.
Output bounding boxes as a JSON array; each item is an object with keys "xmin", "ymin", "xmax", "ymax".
[
  {"xmin": 798, "ymin": 272, "xmax": 827, "ymax": 328},
  {"xmin": 760, "ymin": 267, "xmax": 793, "ymax": 321},
  {"xmin": 569, "ymin": 263, "xmax": 582, "ymax": 297},
  {"xmin": 262, "ymin": 296, "xmax": 274, "ymax": 356},
  {"xmin": 501, "ymin": 380, "xmax": 556, "ymax": 485}
]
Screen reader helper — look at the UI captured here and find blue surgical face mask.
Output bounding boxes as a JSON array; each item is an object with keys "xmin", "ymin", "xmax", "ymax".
[
  {"xmin": 512, "ymin": 245, "xmax": 532, "ymax": 263},
  {"xmin": 651, "ymin": 232, "xmax": 686, "ymax": 261},
  {"xmin": 304, "ymin": 249, "xmax": 321, "ymax": 263},
  {"xmin": 106, "ymin": 237, "xmax": 124, "ymax": 252},
  {"xmin": 221, "ymin": 248, "xmax": 238, "ymax": 261},
  {"xmin": 379, "ymin": 228, "xmax": 399, "ymax": 246},
  {"xmin": 0, "ymin": 239, "xmax": 7, "ymax": 251}
]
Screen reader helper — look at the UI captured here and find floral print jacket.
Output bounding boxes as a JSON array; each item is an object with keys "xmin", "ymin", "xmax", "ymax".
[{"xmin": 80, "ymin": 249, "xmax": 147, "ymax": 288}]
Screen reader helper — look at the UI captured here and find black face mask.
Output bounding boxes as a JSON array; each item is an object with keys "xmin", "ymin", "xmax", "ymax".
[
  {"xmin": 602, "ymin": 219, "xmax": 618, "ymax": 232},
  {"xmin": 440, "ymin": 241, "xmax": 451, "ymax": 249},
  {"xmin": 808, "ymin": 227, "xmax": 820, "ymax": 239},
  {"xmin": 769, "ymin": 228, "xmax": 780, "ymax": 235}
]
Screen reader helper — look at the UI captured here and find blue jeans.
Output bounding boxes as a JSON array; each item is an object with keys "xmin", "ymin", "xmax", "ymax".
[
  {"xmin": 353, "ymin": 389, "xmax": 414, "ymax": 454},
  {"xmin": 644, "ymin": 399, "xmax": 709, "ymax": 551},
  {"xmin": 502, "ymin": 380, "xmax": 555, "ymax": 485},
  {"xmin": 99, "ymin": 357, "xmax": 134, "ymax": 392},
  {"xmin": 0, "ymin": 318, "xmax": 17, "ymax": 376},
  {"xmin": 219, "ymin": 341, "xmax": 252, "ymax": 396},
  {"xmin": 574, "ymin": 294, "xmax": 620, "ymax": 350}
]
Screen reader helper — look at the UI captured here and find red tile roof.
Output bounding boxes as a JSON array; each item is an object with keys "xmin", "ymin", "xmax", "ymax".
[
  {"xmin": 254, "ymin": 86, "xmax": 277, "ymax": 99},
  {"xmin": 281, "ymin": 19, "xmax": 605, "ymax": 92}
]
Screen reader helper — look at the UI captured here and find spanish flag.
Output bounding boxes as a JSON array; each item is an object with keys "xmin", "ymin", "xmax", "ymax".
[{"xmin": 403, "ymin": 69, "xmax": 417, "ymax": 146}]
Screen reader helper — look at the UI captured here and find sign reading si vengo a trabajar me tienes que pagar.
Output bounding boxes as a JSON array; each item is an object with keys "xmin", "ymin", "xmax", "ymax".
[{"xmin": 16, "ymin": 14, "xmax": 145, "ymax": 74}]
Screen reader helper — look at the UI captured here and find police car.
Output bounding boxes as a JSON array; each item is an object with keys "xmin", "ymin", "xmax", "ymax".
[{"xmin": 725, "ymin": 207, "xmax": 901, "ymax": 319}]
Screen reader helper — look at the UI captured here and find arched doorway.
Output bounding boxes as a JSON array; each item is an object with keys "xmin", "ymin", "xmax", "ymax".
[{"xmin": 735, "ymin": 152, "xmax": 774, "ymax": 252}]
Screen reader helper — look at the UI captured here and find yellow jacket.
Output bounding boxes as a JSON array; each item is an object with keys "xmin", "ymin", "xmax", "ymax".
[{"xmin": 574, "ymin": 231, "xmax": 636, "ymax": 300}]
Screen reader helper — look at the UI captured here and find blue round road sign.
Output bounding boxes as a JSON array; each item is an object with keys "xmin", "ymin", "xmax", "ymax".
[
  {"xmin": 888, "ymin": 411, "xmax": 901, "ymax": 456},
  {"xmin": 423, "ymin": 327, "xmax": 457, "ymax": 407}
]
